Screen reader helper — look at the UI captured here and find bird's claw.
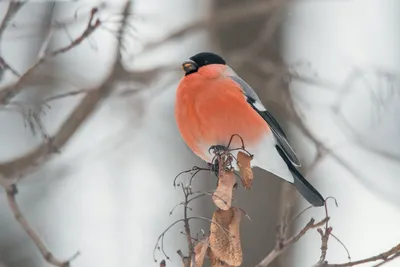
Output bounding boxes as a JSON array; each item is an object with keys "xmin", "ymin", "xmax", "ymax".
[
  {"xmin": 208, "ymin": 145, "xmax": 227, "ymax": 155},
  {"xmin": 209, "ymin": 159, "xmax": 219, "ymax": 177}
]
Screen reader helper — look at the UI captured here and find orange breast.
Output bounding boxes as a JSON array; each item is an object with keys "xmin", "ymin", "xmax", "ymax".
[{"xmin": 175, "ymin": 70, "xmax": 270, "ymax": 162}]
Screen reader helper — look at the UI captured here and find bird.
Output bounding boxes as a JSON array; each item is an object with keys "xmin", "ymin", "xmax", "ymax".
[{"xmin": 174, "ymin": 52, "xmax": 324, "ymax": 207}]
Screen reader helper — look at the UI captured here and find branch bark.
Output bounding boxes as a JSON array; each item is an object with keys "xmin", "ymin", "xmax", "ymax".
[
  {"xmin": 316, "ymin": 243, "xmax": 400, "ymax": 267},
  {"xmin": 255, "ymin": 217, "xmax": 329, "ymax": 267}
]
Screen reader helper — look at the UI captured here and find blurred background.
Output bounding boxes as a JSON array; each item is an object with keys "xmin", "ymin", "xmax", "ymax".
[{"xmin": 0, "ymin": 0, "xmax": 399, "ymax": 266}]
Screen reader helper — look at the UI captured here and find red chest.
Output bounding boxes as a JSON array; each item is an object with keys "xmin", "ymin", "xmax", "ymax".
[{"xmin": 175, "ymin": 73, "xmax": 269, "ymax": 161}]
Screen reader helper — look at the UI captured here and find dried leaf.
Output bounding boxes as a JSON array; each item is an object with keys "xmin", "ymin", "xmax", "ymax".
[
  {"xmin": 213, "ymin": 168, "xmax": 236, "ymax": 210},
  {"xmin": 227, "ymin": 208, "xmax": 242, "ymax": 266},
  {"xmin": 160, "ymin": 259, "xmax": 166, "ymax": 267},
  {"xmin": 237, "ymin": 151, "xmax": 253, "ymax": 190},
  {"xmin": 209, "ymin": 207, "xmax": 243, "ymax": 266},
  {"xmin": 208, "ymin": 248, "xmax": 234, "ymax": 267},
  {"xmin": 191, "ymin": 237, "xmax": 209, "ymax": 267}
]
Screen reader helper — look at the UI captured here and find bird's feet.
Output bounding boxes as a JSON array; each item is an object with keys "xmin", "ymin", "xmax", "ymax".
[
  {"xmin": 208, "ymin": 159, "xmax": 220, "ymax": 177},
  {"xmin": 208, "ymin": 159, "xmax": 220, "ymax": 188},
  {"xmin": 208, "ymin": 144, "xmax": 228, "ymax": 156},
  {"xmin": 207, "ymin": 159, "xmax": 238, "ymax": 189},
  {"xmin": 208, "ymin": 145, "xmax": 225, "ymax": 184}
]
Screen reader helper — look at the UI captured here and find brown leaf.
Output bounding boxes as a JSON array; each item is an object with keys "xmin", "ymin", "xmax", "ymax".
[
  {"xmin": 160, "ymin": 259, "xmax": 166, "ymax": 267},
  {"xmin": 208, "ymin": 248, "xmax": 234, "ymax": 267},
  {"xmin": 227, "ymin": 208, "xmax": 242, "ymax": 266},
  {"xmin": 212, "ymin": 168, "xmax": 236, "ymax": 210},
  {"xmin": 209, "ymin": 207, "xmax": 243, "ymax": 266},
  {"xmin": 237, "ymin": 151, "xmax": 253, "ymax": 190},
  {"xmin": 191, "ymin": 237, "xmax": 209, "ymax": 267}
]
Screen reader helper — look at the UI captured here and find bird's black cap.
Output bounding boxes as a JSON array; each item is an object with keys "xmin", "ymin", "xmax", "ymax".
[
  {"xmin": 182, "ymin": 52, "xmax": 226, "ymax": 75},
  {"xmin": 189, "ymin": 52, "xmax": 226, "ymax": 67}
]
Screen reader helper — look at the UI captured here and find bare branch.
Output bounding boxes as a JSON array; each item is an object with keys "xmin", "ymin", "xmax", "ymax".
[
  {"xmin": 0, "ymin": 172, "xmax": 79, "ymax": 266},
  {"xmin": 44, "ymin": 89, "xmax": 94, "ymax": 102},
  {"xmin": 0, "ymin": 1, "xmax": 26, "ymax": 79},
  {"xmin": 0, "ymin": 1, "xmax": 133, "ymax": 266},
  {"xmin": 316, "ymin": 243, "xmax": 400, "ymax": 267},
  {"xmin": 0, "ymin": 1, "xmax": 26, "ymax": 38},
  {"xmin": 254, "ymin": 56, "xmax": 400, "ymax": 267},
  {"xmin": 373, "ymin": 252, "xmax": 400, "ymax": 267},
  {"xmin": 182, "ymin": 185, "xmax": 195, "ymax": 267},
  {"xmin": 255, "ymin": 217, "xmax": 329, "ymax": 267},
  {"xmin": 141, "ymin": 21, "xmax": 206, "ymax": 53},
  {"xmin": 0, "ymin": 1, "xmax": 133, "ymax": 180},
  {"xmin": 0, "ymin": 7, "xmax": 102, "ymax": 105},
  {"xmin": 140, "ymin": 0, "xmax": 288, "ymax": 54},
  {"xmin": 0, "ymin": 56, "xmax": 20, "ymax": 77}
]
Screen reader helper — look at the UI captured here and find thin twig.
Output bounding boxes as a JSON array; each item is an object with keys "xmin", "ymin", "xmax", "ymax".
[
  {"xmin": 255, "ymin": 217, "xmax": 329, "ymax": 267},
  {"xmin": 0, "ymin": 2, "xmax": 134, "ymax": 180},
  {"xmin": 0, "ymin": 1, "xmax": 26, "ymax": 79},
  {"xmin": 44, "ymin": 89, "xmax": 94, "ymax": 102},
  {"xmin": 153, "ymin": 219, "xmax": 186, "ymax": 261},
  {"xmin": 316, "ymin": 243, "xmax": 400, "ymax": 267},
  {"xmin": 0, "ymin": 2, "xmax": 132, "ymax": 265},
  {"xmin": 315, "ymin": 198, "xmax": 338, "ymax": 264},
  {"xmin": 372, "ymin": 252, "xmax": 400, "ymax": 267},
  {"xmin": 0, "ymin": 7, "xmax": 102, "ymax": 105},
  {"xmin": 0, "ymin": 56, "xmax": 20, "ymax": 77},
  {"xmin": 182, "ymin": 184, "xmax": 195, "ymax": 267},
  {"xmin": 330, "ymin": 232, "xmax": 351, "ymax": 262},
  {"xmin": 0, "ymin": 1, "xmax": 26, "ymax": 38},
  {"xmin": 0, "ymin": 178, "xmax": 79, "ymax": 267}
]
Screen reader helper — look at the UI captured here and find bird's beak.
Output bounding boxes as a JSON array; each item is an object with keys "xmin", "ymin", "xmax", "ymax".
[{"xmin": 181, "ymin": 60, "xmax": 198, "ymax": 75}]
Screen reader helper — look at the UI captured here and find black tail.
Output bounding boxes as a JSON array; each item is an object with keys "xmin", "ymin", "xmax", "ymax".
[{"xmin": 275, "ymin": 145, "xmax": 325, "ymax": 207}]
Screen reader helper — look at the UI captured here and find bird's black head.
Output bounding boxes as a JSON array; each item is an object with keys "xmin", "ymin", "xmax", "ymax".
[{"xmin": 181, "ymin": 52, "xmax": 226, "ymax": 75}]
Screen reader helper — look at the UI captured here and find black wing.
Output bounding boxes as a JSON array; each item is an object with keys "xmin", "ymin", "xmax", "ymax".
[
  {"xmin": 276, "ymin": 145, "xmax": 325, "ymax": 206},
  {"xmin": 229, "ymin": 75, "xmax": 301, "ymax": 167}
]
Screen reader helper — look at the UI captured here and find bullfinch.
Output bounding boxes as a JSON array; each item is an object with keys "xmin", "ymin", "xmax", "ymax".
[{"xmin": 174, "ymin": 52, "xmax": 324, "ymax": 207}]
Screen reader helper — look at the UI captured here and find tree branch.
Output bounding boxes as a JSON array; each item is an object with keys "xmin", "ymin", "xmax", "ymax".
[
  {"xmin": 0, "ymin": 2, "xmax": 134, "ymax": 180},
  {"xmin": 2, "ymin": 179, "xmax": 79, "ymax": 267},
  {"xmin": 316, "ymin": 243, "xmax": 400, "ymax": 267},
  {"xmin": 0, "ymin": 1, "xmax": 134, "ymax": 266},
  {"xmin": 0, "ymin": 1, "xmax": 26, "ymax": 38},
  {"xmin": 255, "ymin": 217, "xmax": 329, "ymax": 267},
  {"xmin": 0, "ymin": 1, "xmax": 26, "ymax": 79},
  {"xmin": 0, "ymin": 6, "xmax": 101, "ymax": 105}
]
